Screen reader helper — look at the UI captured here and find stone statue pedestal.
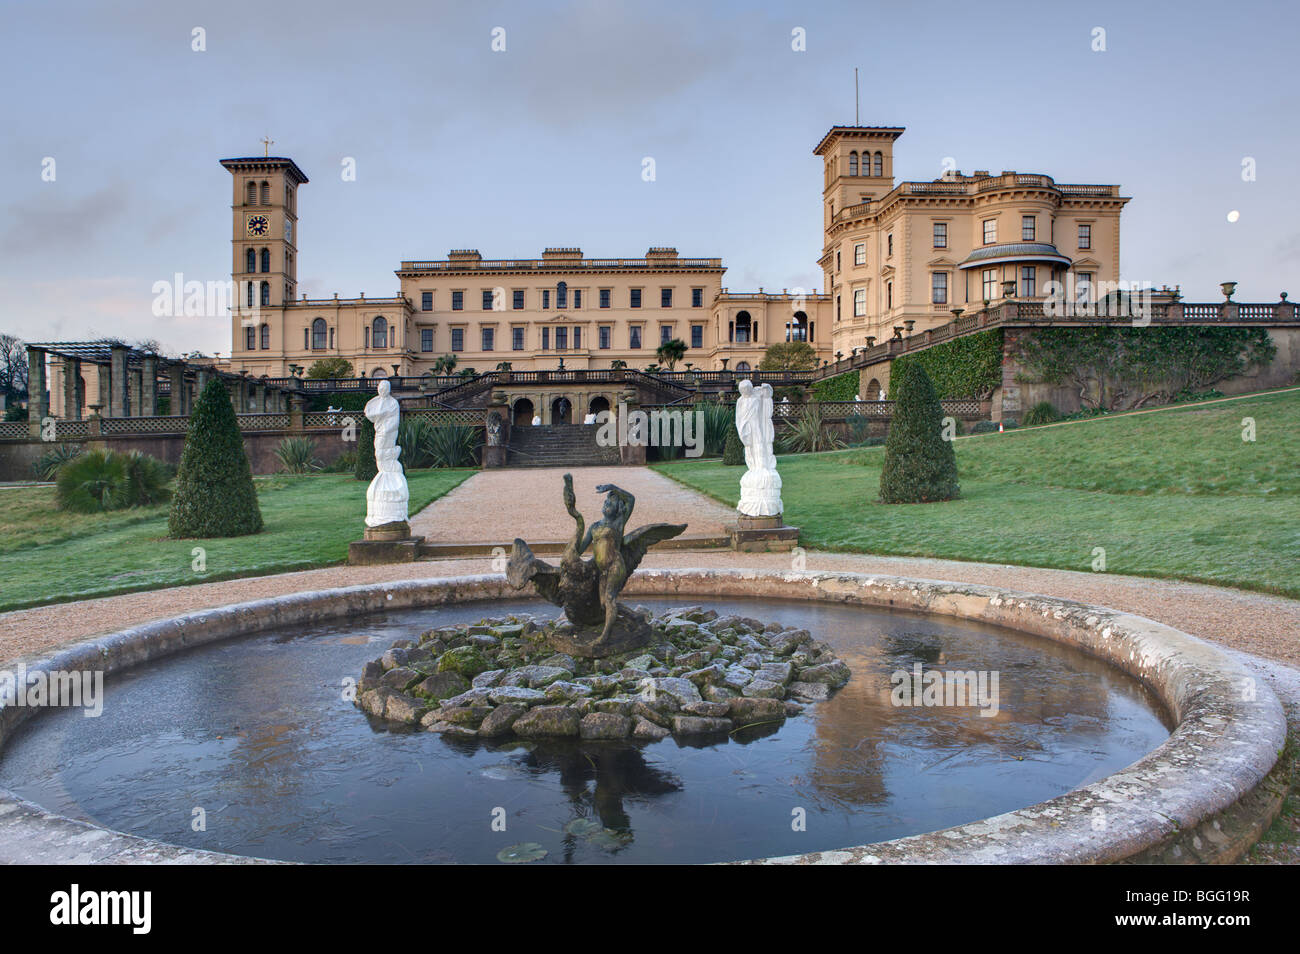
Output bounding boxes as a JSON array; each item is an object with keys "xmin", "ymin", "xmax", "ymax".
[
  {"xmin": 349, "ymin": 524, "xmax": 424, "ymax": 565},
  {"xmin": 726, "ymin": 513, "xmax": 800, "ymax": 552},
  {"xmin": 545, "ymin": 606, "xmax": 656, "ymax": 658},
  {"xmin": 363, "ymin": 520, "xmax": 412, "ymax": 542}
]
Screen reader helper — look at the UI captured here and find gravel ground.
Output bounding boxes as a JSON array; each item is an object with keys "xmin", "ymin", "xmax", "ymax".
[{"xmin": 409, "ymin": 466, "xmax": 738, "ymax": 542}]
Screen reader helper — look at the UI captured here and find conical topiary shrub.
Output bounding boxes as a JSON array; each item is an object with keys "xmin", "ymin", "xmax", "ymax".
[
  {"xmin": 879, "ymin": 362, "xmax": 959, "ymax": 503},
  {"xmin": 722, "ymin": 427, "xmax": 745, "ymax": 465},
  {"xmin": 168, "ymin": 377, "xmax": 263, "ymax": 537},
  {"xmin": 355, "ymin": 416, "xmax": 377, "ymax": 481}
]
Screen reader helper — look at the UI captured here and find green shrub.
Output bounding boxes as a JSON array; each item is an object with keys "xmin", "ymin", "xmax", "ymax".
[
  {"xmin": 307, "ymin": 392, "xmax": 369, "ymax": 413},
  {"xmin": 398, "ymin": 417, "xmax": 436, "ymax": 469},
  {"xmin": 779, "ymin": 404, "xmax": 845, "ymax": 454},
  {"xmin": 355, "ymin": 417, "xmax": 377, "ymax": 481},
  {"xmin": 758, "ymin": 341, "xmax": 818, "ymax": 371},
  {"xmin": 275, "ymin": 436, "xmax": 322, "ymax": 473},
  {"xmin": 306, "ymin": 357, "xmax": 354, "ymax": 379},
  {"xmin": 168, "ymin": 377, "xmax": 263, "ymax": 538},
  {"xmin": 32, "ymin": 443, "xmax": 83, "ymax": 481},
  {"xmin": 56, "ymin": 449, "xmax": 171, "ymax": 513},
  {"xmin": 4, "ymin": 405, "xmax": 28, "ymax": 422},
  {"xmin": 969, "ymin": 420, "xmax": 999, "ymax": 434},
  {"xmin": 722, "ymin": 427, "xmax": 745, "ymax": 465},
  {"xmin": 1022, "ymin": 401, "xmax": 1059, "ymax": 427},
  {"xmin": 324, "ymin": 449, "xmax": 357, "ymax": 473},
  {"xmin": 845, "ymin": 413, "xmax": 872, "ymax": 446},
  {"xmin": 879, "ymin": 362, "xmax": 960, "ymax": 503},
  {"xmin": 424, "ymin": 424, "xmax": 480, "ymax": 468},
  {"xmin": 698, "ymin": 401, "xmax": 735, "ymax": 457}
]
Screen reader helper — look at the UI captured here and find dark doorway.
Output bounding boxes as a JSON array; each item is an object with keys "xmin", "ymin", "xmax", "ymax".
[
  {"xmin": 513, "ymin": 398, "xmax": 535, "ymax": 427},
  {"xmin": 551, "ymin": 396, "xmax": 572, "ymax": 425}
]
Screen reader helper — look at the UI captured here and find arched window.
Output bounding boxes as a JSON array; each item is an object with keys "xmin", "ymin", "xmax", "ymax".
[
  {"xmin": 372, "ymin": 316, "xmax": 388, "ymax": 349},
  {"xmin": 732, "ymin": 310, "xmax": 752, "ymax": 343},
  {"xmin": 260, "ymin": 324, "xmax": 270, "ymax": 349},
  {"xmin": 260, "ymin": 248, "xmax": 271, "ymax": 273},
  {"xmin": 246, "ymin": 281, "xmax": 254, "ymax": 307},
  {"xmin": 260, "ymin": 281, "xmax": 270, "ymax": 306},
  {"xmin": 735, "ymin": 361, "xmax": 751, "ymax": 373},
  {"xmin": 245, "ymin": 248, "xmax": 256, "ymax": 273},
  {"xmin": 311, "ymin": 318, "xmax": 327, "ymax": 350},
  {"xmin": 246, "ymin": 181, "xmax": 257, "ymax": 205},
  {"xmin": 872, "ymin": 152, "xmax": 883, "ymax": 177},
  {"xmin": 556, "ymin": 281, "xmax": 567, "ymax": 309},
  {"xmin": 848, "ymin": 152, "xmax": 858, "ymax": 176},
  {"xmin": 370, "ymin": 367, "xmax": 387, "ymax": 378},
  {"xmin": 259, "ymin": 181, "xmax": 270, "ymax": 205},
  {"xmin": 786, "ymin": 311, "xmax": 809, "ymax": 342}
]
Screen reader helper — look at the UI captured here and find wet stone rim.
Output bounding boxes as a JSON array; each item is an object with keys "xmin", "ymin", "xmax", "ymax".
[{"xmin": 0, "ymin": 570, "xmax": 1286, "ymax": 865}]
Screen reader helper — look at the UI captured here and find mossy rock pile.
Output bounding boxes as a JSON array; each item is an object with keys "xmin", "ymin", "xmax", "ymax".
[{"xmin": 353, "ymin": 606, "xmax": 851, "ymax": 741}]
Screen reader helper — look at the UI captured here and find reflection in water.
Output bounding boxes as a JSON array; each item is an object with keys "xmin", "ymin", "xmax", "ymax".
[{"xmin": 0, "ymin": 597, "xmax": 1169, "ymax": 864}]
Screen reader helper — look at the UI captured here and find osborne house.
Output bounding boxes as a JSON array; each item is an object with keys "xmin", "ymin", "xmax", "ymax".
[{"xmin": 223, "ymin": 124, "xmax": 1127, "ymax": 386}]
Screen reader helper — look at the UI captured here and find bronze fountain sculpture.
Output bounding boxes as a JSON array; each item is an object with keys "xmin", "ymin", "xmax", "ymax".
[{"xmin": 507, "ymin": 474, "xmax": 686, "ymax": 657}]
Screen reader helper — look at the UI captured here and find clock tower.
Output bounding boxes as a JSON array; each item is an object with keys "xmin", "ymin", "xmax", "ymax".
[{"xmin": 219, "ymin": 154, "xmax": 309, "ymax": 348}]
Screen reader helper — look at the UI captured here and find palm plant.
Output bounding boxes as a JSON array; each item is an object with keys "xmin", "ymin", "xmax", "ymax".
[
  {"xmin": 655, "ymin": 337, "xmax": 686, "ymax": 370},
  {"xmin": 397, "ymin": 417, "xmax": 436, "ymax": 469},
  {"xmin": 423, "ymin": 424, "xmax": 481, "ymax": 467},
  {"xmin": 275, "ymin": 436, "xmax": 322, "ymax": 473},
  {"xmin": 31, "ymin": 443, "xmax": 83, "ymax": 480},
  {"xmin": 56, "ymin": 449, "xmax": 171, "ymax": 513},
  {"xmin": 697, "ymin": 401, "xmax": 736, "ymax": 457},
  {"xmin": 778, "ymin": 404, "xmax": 845, "ymax": 455}
]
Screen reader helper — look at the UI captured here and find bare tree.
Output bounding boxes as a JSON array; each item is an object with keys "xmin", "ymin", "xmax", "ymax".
[{"xmin": 0, "ymin": 333, "xmax": 28, "ymax": 401}]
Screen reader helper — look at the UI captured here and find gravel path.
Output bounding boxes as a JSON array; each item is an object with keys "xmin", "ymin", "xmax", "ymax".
[
  {"xmin": 3, "ymin": 547, "xmax": 1297, "ymax": 668},
  {"xmin": 409, "ymin": 466, "xmax": 738, "ymax": 542}
]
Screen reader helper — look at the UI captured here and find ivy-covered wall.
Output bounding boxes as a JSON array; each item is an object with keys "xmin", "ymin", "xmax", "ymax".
[
  {"xmin": 811, "ymin": 370, "xmax": 859, "ymax": 402},
  {"xmin": 1010, "ymin": 326, "xmax": 1277, "ymax": 411},
  {"xmin": 889, "ymin": 329, "xmax": 1003, "ymax": 399}
]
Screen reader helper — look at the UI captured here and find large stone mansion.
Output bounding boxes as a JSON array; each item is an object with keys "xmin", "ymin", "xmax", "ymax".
[{"xmin": 224, "ymin": 125, "xmax": 1128, "ymax": 378}]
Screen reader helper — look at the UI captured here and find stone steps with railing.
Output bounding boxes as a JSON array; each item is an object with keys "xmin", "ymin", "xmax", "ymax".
[{"xmin": 505, "ymin": 424, "xmax": 622, "ymax": 467}]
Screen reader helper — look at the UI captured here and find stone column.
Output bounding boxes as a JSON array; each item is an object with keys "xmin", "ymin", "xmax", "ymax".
[
  {"xmin": 225, "ymin": 377, "xmax": 242, "ymax": 414},
  {"xmin": 289, "ymin": 391, "xmax": 306, "ymax": 431},
  {"xmin": 26, "ymin": 347, "xmax": 47, "ymax": 438},
  {"xmin": 168, "ymin": 363, "xmax": 186, "ymax": 415},
  {"xmin": 128, "ymin": 367, "xmax": 143, "ymax": 417},
  {"xmin": 109, "ymin": 345, "xmax": 128, "ymax": 417},
  {"xmin": 141, "ymin": 355, "xmax": 158, "ymax": 416},
  {"xmin": 62, "ymin": 355, "xmax": 81, "ymax": 420},
  {"xmin": 196, "ymin": 368, "xmax": 210, "ymax": 402},
  {"xmin": 254, "ymin": 382, "xmax": 266, "ymax": 412},
  {"xmin": 96, "ymin": 363, "xmax": 111, "ymax": 416}
]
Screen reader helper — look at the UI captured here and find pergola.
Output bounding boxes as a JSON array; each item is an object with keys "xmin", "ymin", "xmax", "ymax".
[{"xmin": 26, "ymin": 341, "xmax": 300, "ymax": 424}]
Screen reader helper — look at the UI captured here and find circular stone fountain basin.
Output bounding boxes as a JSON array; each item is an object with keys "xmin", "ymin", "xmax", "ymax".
[{"xmin": 0, "ymin": 571, "xmax": 1285, "ymax": 864}]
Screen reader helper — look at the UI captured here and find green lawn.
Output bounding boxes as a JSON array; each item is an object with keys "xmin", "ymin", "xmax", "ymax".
[
  {"xmin": 0, "ymin": 469, "xmax": 472, "ymax": 612},
  {"xmin": 656, "ymin": 390, "xmax": 1300, "ymax": 598}
]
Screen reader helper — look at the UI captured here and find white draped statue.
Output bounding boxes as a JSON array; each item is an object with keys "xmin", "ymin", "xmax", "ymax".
[
  {"xmin": 734, "ymin": 379, "xmax": 783, "ymax": 518},
  {"xmin": 363, "ymin": 380, "xmax": 410, "ymax": 527}
]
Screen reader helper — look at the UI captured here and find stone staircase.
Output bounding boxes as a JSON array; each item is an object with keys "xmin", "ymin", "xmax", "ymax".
[{"xmin": 505, "ymin": 424, "xmax": 622, "ymax": 467}]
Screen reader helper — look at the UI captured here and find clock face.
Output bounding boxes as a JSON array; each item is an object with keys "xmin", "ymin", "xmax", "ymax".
[{"xmin": 246, "ymin": 214, "xmax": 269, "ymax": 237}]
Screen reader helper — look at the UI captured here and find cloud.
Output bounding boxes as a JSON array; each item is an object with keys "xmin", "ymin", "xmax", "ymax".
[{"xmin": 0, "ymin": 184, "xmax": 132, "ymax": 257}]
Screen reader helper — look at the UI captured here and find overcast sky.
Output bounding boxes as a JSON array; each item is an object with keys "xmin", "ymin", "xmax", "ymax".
[{"xmin": 2, "ymin": 0, "xmax": 1296, "ymax": 357}]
